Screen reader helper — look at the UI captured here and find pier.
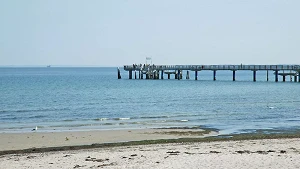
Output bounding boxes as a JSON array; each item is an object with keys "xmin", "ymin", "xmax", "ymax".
[{"xmin": 121, "ymin": 64, "xmax": 300, "ymax": 82}]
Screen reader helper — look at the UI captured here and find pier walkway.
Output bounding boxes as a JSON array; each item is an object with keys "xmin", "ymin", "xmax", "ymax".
[{"xmin": 121, "ymin": 64, "xmax": 300, "ymax": 82}]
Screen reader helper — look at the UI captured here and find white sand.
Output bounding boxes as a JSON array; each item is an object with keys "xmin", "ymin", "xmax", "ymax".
[{"xmin": 1, "ymin": 138, "xmax": 300, "ymax": 169}]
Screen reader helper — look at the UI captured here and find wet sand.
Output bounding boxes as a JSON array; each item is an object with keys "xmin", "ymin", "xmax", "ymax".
[{"xmin": 0, "ymin": 128, "xmax": 217, "ymax": 152}]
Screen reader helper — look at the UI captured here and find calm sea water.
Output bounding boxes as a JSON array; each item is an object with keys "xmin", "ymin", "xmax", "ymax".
[{"xmin": 0, "ymin": 67, "xmax": 299, "ymax": 134}]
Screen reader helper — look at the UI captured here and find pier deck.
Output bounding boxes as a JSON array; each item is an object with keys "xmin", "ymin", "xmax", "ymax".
[{"xmin": 121, "ymin": 64, "xmax": 300, "ymax": 82}]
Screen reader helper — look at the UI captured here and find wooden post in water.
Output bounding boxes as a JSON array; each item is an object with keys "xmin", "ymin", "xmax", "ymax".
[
  {"xmin": 177, "ymin": 70, "xmax": 180, "ymax": 80},
  {"xmin": 294, "ymin": 75, "xmax": 297, "ymax": 82},
  {"xmin": 195, "ymin": 71, "xmax": 198, "ymax": 80},
  {"xmin": 233, "ymin": 70, "xmax": 236, "ymax": 81},
  {"xmin": 275, "ymin": 70, "xmax": 278, "ymax": 82},
  {"xmin": 283, "ymin": 75, "xmax": 286, "ymax": 82},
  {"xmin": 168, "ymin": 73, "xmax": 170, "ymax": 79},
  {"xmin": 253, "ymin": 71, "xmax": 256, "ymax": 82},
  {"xmin": 129, "ymin": 70, "xmax": 132, "ymax": 79},
  {"xmin": 141, "ymin": 72, "xmax": 143, "ymax": 79},
  {"xmin": 117, "ymin": 68, "xmax": 121, "ymax": 79},
  {"xmin": 175, "ymin": 72, "xmax": 178, "ymax": 79},
  {"xmin": 135, "ymin": 71, "xmax": 137, "ymax": 79},
  {"xmin": 266, "ymin": 70, "xmax": 269, "ymax": 81},
  {"xmin": 213, "ymin": 70, "xmax": 216, "ymax": 81},
  {"xmin": 138, "ymin": 71, "xmax": 141, "ymax": 79},
  {"xmin": 186, "ymin": 71, "xmax": 190, "ymax": 79},
  {"xmin": 161, "ymin": 70, "xmax": 164, "ymax": 79}
]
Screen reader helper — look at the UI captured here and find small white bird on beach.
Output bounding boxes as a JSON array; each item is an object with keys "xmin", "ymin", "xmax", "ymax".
[{"xmin": 32, "ymin": 126, "xmax": 38, "ymax": 131}]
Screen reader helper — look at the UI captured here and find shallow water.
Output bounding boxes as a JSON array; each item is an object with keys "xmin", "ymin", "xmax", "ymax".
[{"xmin": 0, "ymin": 67, "xmax": 299, "ymax": 134}]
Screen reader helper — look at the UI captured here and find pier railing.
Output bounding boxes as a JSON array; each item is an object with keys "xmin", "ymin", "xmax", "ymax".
[{"xmin": 124, "ymin": 64, "xmax": 300, "ymax": 71}]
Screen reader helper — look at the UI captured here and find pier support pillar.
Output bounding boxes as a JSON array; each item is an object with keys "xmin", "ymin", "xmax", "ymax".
[
  {"xmin": 253, "ymin": 71, "xmax": 256, "ymax": 82},
  {"xmin": 186, "ymin": 71, "xmax": 190, "ymax": 79},
  {"xmin": 117, "ymin": 68, "xmax": 121, "ymax": 79},
  {"xmin": 177, "ymin": 70, "xmax": 180, "ymax": 80},
  {"xmin": 168, "ymin": 74, "xmax": 170, "ymax": 79},
  {"xmin": 146, "ymin": 73, "xmax": 149, "ymax": 79},
  {"xmin": 213, "ymin": 70, "xmax": 216, "ymax": 81},
  {"xmin": 283, "ymin": 76, "xmax": 286, "ymax": 82},
  {"xmin": 195, "ymin": 71, "xmax": 198, "ymax": 80},
  {"xmin": 266, "ymin": 70, "xmax": 269, "ymax": 81},
  {"xmin": 134, "ymin": 71, "xmax": 137, "ymax": 79},
  {"xmin": 294, "ymin": 76, "xmax": 297, "ymax": 82},
  {"xmin": 233, "ymin": 70, "xmax": 236, "ymax": 81},
  {"xmin": 129, "ymin": 70, "xmax": 132, "ymax": 79},
  {"xmin": 175, "ymin": 72, "xmax": 178, "ymax": 80},
  {"xmin": 141, "ymin": 73, "xmax": 143, "ymax": 79},
  {"xmin": 180, "ymin": 70, "xmax": 183, "ymax": 79},
  {"xmin": 161, "ymin": 70, "xmax": 164, "ymax": 79},
  {"xmin": 275, "ymin": 70, "xmax": 279, "ymax": 82}
]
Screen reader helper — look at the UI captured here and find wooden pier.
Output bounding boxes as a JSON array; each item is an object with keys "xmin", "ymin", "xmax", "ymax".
[{"xmin": 121, "ymin": 64, "xmax": 300, "ymax": 82}]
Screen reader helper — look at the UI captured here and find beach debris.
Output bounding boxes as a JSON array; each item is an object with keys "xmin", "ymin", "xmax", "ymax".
[
  {"xmin": 65, "ymin": 137, "xmax": 69, "ymax": 141},
  {"xmin": 26, "ymin": 155, "xmax": 36, "ymax": 159},
  {"xmin": 236, "ymin": 150, "xmax": 251, "ymax": 154},
  {"xmin": 85, "ymin": 156, "xmax": 109, "ymax": 162},
  {"xmin": 73, "ymin": 164, "xmax": 86, "ymax": 168},
  {"xmin": 63, "ymin": 154, "xmax": 71, "ymax": 157},
  {"xmin": 209, "ymin": 151, "xmax": 221, "ymax": 154},
  {"xmin": 130, "ymin": 154, "xmax": 137, "ymax": 157},
  {"xmin": 267, "ymin": 150, "xmax": 276, "ymax": 153},
  {"xmin": 166, "ymin": 151, "xmax": 180, "ymax": 154},
  {"xmin": 256, "ymin": 151, "xmax": 268, "ymax": 154},
  {"xmin": 167, "ymin": 151, "xmax": 180, "ymax": 155},
  {"xmin": 97, "ymin": 162, "xmax": 117, "ymax": 167},
  {"xmin": 280, "ymin": 150, "xmax": 287, "ymax": 154}
]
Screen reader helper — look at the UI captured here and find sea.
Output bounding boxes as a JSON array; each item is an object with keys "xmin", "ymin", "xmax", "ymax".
[{"xmin": 0, "ymin": 67, "xmax": 300, "ymax": 135}]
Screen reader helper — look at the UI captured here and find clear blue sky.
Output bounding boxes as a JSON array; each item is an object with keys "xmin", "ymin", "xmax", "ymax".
[{"xmin": 0, "ymin": 0, "xmax": 299, "ymax": 66}]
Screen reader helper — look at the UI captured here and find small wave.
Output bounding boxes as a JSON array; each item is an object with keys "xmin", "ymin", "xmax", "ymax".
[
  {"xmin": 63, "ymin": 119, "xmax": 75, "ymax": 122},
  {"xmin": 14, "ymin": 107, "xmax": 71, "ymax": 113},
  {"xmin": 113, "ymin": 118, "xmax": 130, "ymax": 120},
  {"xmin": 29, "ymin": 115, "xmax": 47, "ymax": 118},
  {"xmin": 94, "ymin": 118, "xmax": 109, "ymax": 121},
  {"xmin": 140, "ymin": 116, "xmax": 169, "ymax": 119},
  {"xmin": 102, "ymin": 123, "xmax": 113, "ymax": 125}
]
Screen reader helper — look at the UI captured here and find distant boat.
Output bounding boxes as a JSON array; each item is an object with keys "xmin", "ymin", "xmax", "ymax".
[{"xmin": 47, "ymin": 65, "xmax": 51, "ymax": 68}]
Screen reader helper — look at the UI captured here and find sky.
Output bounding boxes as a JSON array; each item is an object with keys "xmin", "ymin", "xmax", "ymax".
[{"xmin": 0, "ymin": 0, "xmax": 299, "ymax": 67}]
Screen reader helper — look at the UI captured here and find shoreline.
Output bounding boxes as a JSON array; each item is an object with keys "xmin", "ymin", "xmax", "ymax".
[
  {"xmin": 1, "ymin": 127, "xmax": 300, "ymax": 156},
  {"xmin": 0, "ymin": 128, "xmax": 218, "ymax": 155}
]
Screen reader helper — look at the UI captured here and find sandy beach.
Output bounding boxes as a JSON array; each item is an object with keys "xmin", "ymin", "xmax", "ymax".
[
  {"xmin": 1, "ymin": 138, "xmax": 300, "ymax": 169},
  {"xmin": 0, "ymin": 128, "xmax": 217, "ymax": 152},
  {"xmin": 0, "ymin": 129, "xmax": 300, "ymax": 168}
]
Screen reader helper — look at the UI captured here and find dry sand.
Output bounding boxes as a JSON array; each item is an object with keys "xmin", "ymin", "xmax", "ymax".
[
  {"xmin": 1, "ymin": 129, "xmax": 300, "ymax": 168},
  {"xmin": 1, "ymin": 138, "xmax": 300, "ymax": 169}
]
